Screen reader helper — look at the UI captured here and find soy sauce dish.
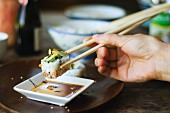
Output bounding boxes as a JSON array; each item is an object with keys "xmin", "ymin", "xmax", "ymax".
[{"xmin": 14, "ymin": 73, "xmax": 94, "ymax": 106}]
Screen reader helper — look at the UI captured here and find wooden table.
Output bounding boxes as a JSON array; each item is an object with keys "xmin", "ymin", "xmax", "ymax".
[
  {"xmin": 90, "ymin": 81, "xmax": 170, "ymax": 113},
  {"xmin": 1, "ymin": 12, "xmax": 170, "ymax": 113}
]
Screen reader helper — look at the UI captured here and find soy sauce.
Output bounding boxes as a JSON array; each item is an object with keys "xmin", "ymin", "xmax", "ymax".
[{"xmin": 32, "ymin": 81, "xmax": 83, "ymax": 97}]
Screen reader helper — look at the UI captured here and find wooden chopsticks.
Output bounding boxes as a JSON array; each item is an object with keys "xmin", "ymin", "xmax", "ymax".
[
  {"xmin": 66, "ymin": 3, "xmax": 170, "ymax": 55},
  {"xmin": 60, "ymin": 3, "xmax": 170, "ymax": 68},
  {"xmin": 60, "ymin": 18, "xmax": 150, "ymax": 68},
  {"xmin": 100, "ymin": 3, "xmax": 170, "ymax": 32}
]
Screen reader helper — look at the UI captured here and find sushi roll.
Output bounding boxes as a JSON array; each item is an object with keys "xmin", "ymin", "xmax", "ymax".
[{"xmin": 40, "ymin": 48, "xmax": 70, "ymax": 78}]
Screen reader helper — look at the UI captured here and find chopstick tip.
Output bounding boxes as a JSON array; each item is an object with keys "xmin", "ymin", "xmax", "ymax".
[{"xmin": 60, "ymin": 66, "xmax": 63, "ymax": 69}]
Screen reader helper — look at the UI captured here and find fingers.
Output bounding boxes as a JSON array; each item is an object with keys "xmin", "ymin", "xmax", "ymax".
[
  {"xmin": 92, "ymin": 34, "xmax": 132, "ymax": 48},
  {"xmin": 95, "ymin": 58, "xmax": 117, "ymax": 68},
  {"xmin": 98, "ymin": 66, "xmax": 107, "ymax": 73},
  {"xmin": 84, "ymin": 34, "xmax": 123, "ymax": 48},
  {"xmin": 97, "ymin": 47, "xmax": 117, "ymax": 61},
  {"xmin": 95, "ymin": 57, "xmax": 119, "ymax": 79},
  {"xmin": 96, "ymin": 47, "xmax": 109, "ymax": 59},
  {"xmin": 91, "ymin": 34, "xmax": 128, "ymax": 80},
  {"xmin": 83, "ymin": 36, "xmax": 97, "ymax": 47},
  {"xmin": 92, "ymin": 34, "xmax": 121, "ymax": 46},
  {"xmin": 95, "ymin": 58, "xmax": 108, "ymax": 67}
]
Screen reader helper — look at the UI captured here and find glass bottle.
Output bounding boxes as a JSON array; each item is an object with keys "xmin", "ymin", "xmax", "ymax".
[
  {"xmin": 16, "ymin": 0, "xmax": 41, "ymax": 55},
  {"xmin": 149, "ymin": 13, "xmax": 170, "ymax": 43}
]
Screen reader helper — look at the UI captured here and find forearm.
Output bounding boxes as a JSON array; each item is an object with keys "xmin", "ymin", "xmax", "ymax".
[
  {"xmin": 155, "ymin": 43, "xmax": 170, "ymax": 82},
  {"xmin": 0, "ymin": 0, "xmax": 19, "ymax": 46}
]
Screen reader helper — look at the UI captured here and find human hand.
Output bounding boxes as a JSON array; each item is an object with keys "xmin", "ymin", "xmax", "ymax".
[
  {"xmin": 92, "ymin": 34, "xmax": 168, "ymax": 82},
  {"xmin": 0, "ymin": 0, "xmax": 19, "ymax": 46}
]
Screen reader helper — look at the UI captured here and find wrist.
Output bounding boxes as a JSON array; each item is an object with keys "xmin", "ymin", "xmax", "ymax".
[{"xmin": 155, "ymin": 43, "xmax": 170, "ymax": 82}]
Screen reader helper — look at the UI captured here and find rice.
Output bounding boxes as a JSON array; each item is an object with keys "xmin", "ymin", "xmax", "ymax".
[{"xmin": 40, "ymin": 48, "xmax": 85, "ymax": 78}]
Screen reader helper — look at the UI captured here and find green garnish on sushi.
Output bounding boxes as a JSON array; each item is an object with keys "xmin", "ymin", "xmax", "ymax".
[
  {"xmin": 70, "ymin": 63, "xmax": 74, "ymax": 69},
  {"xmin": 45, "ymin": 48, "xmax": 67, "ymax": 62}
]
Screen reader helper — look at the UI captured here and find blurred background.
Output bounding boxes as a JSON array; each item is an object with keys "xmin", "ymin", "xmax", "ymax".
[
  {"xmin": 37, "ymin": 0, "xmax": 146, "ymax": 63},
  {"xmin": 0, "ymin": 0, "xmax": 152, "ymax": 63},
  {"xmin": 37, "ymin": 0, "xmax": 140, "ymax": 12}
]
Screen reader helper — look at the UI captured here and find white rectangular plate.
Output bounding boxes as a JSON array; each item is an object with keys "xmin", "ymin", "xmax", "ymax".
[{"xmin": 14, "ymin": 73, "xmax": 94, "ymax": 106}]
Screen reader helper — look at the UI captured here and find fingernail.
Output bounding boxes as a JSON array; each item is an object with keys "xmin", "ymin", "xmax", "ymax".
[{"xmin": 93, "ymin": 34, "xmax": 101, "ymax": 39}]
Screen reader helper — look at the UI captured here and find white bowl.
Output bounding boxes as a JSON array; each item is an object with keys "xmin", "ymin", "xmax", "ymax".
[
  {"xmin": 48, "ymin": 19, "xmax": 109, "ymax": 52},
  {"xmin": 137, "ymin": 0, "xmax": 151, "ymax": 9},
  {"xmin": 64, "ymin": 4, "xmax": 126, "ymax": 21},
  {"xmin": 0, "ymin": 32, "xmax": 8, "ymax": 61}
]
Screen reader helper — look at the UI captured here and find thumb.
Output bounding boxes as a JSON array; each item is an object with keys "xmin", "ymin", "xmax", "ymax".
[{"xmin": 92, "ymin": 34, "xmax": 128, "ymax": 47}]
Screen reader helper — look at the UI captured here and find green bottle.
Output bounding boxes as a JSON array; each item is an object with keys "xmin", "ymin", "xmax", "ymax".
[{"xmin": 149, "ymin": 13, "xmax": 170, "ymax": 43}]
